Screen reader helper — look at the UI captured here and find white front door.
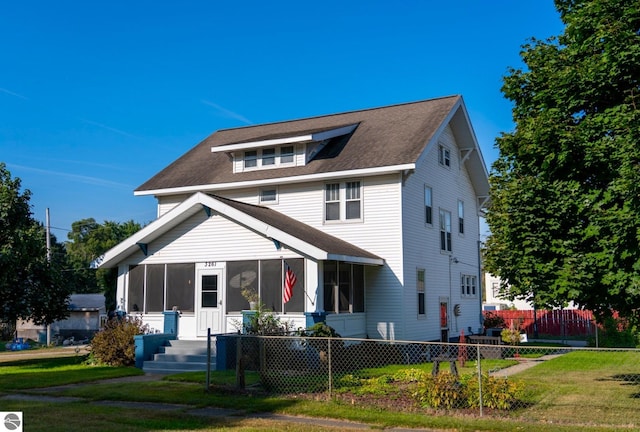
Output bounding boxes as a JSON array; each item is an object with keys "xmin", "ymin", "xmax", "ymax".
[{"xmin": 196, "ymin": 268, "xmax": 224, "ymax": 336}]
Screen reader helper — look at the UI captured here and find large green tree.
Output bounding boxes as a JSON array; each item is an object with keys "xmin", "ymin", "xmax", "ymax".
[
  {"xmin": 0, "ymin": 163, "xmax": 71, "ymax": 326},
  {"xmin": 66, "ymin": 218, "xmax": 142, "ymax": 312},
  {"xmin": 485, "ymin": 0, "xmax": 640, "ymax": 321}
]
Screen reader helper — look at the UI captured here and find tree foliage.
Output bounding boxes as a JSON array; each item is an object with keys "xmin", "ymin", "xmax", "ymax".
[
  {"xmin": 485, "ymin": 0, "xmax": 640, "ymax": 321},
  {"xmin": 0, "ymin": 163, "xmax": 71, "ymax": 325},
  {"xmin": 66, "ymin": 218, "xmax": 142, "ymax": 312}
]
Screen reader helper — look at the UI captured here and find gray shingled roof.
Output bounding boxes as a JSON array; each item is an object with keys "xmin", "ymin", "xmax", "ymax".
[{"xmin": 136, "ymin": 96, "xmax": 461, "ymax": 192}]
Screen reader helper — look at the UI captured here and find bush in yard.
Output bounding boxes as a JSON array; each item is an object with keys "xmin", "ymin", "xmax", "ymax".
[
  {"xmin": 463, "ymin": 374, "xmax": 524, "ymax": 410},
  {"xmin": 414, "ymin": 372, "xmax": 524, "ymax": 410},
  {"xmin": 413, "ymin": 372, "xmax": 466, "ymax": 409},
  {"xmin": 89, "ymin": 315, "xmax": 148, "ymax": 366}
]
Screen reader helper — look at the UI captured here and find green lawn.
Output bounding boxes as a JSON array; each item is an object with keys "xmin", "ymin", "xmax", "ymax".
[
  {"xmin": 1, "ymin": 351, "xmax": 639, "ymax": 431},
  {"xmin": 0, "ymin": 355, "xmax": 142, "ymax": 392}
]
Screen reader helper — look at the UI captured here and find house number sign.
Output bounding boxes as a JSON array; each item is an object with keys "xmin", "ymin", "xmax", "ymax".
[{"xmin": 204, "ymin": 261, "xmax": 217, "ymax": 267}]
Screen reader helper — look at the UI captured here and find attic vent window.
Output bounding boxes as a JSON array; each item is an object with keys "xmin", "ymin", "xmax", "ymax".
[{"xmin": 438, "ymin": 144, "xmax": 451, "ymax": 167}]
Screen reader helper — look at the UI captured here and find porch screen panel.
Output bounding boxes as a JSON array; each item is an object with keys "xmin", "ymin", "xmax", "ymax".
[
  {"xmin": 352, "ymin": 264, "xmax": 365, "ymax": 312},
  {"xmin": 145, "ymin": 264, "xmax": 165, "ymax": 313},
  {"xmin": 226, "ymin": 261, "xmax": 258, "ymax": 312},
  {"xmin": 260, "ymin": 260, "xmax": 281, "ymax": 312},
  {"xmin": 128, "ymin": 265, "xmax": 144, "ymax": 313},
  {"xmin": 338, "ymin": 262, "xmax": 351, "ymax": 312},
  {"xmin": 323, "ymin": 261, "xmax": 337, "ymax": 313},
  {"xmin": 166, "ymin": 263, "xmax": 195, "ymax": 312},
  {"xmin": 285, "ymin": 258, "xmax": 304, "ymax": 313}
]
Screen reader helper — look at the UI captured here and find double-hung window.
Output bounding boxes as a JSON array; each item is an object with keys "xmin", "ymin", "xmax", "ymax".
[
  {"xmin": 424, "ymin": 186, "xmax": 433, "ymax": 225},
  {"xmin": 417, "ymin": 269, "xmax": 425, "ymax": 315},
  {"xmin": 345, "ymin": 181, "xmax": 361, "ymax": 219},
  {"xmin": 325, "ymin": 183, "xmax": 340, "ymax": 221},
  {"xmin": 458, "ymin": 200, "xmax": 464, "ymax": 234},
  {"xmin": 439, "ymin": 209, "xmax": 452, "ymax": 252},
  {"xmin": 324, "ymin": 181, "xmax": 362, "ymax": 221}
]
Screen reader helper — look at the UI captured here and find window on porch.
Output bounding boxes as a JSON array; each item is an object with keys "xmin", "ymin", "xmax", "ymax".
[
  {"xmin": 226, "ymin": 258, "xmax": 304, "ymax": 313},
  {"xmin": 127, "ymin": 263, "xmax": 195, "ymax": 313},
  {"xmin": 323, "ymin": 261, "xmax": 365, "ymax": 313}
]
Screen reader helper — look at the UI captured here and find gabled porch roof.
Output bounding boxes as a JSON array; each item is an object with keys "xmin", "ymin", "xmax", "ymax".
[{"xmin": 95, "ymin": 192, "xmax": 384, "ymax": 269}]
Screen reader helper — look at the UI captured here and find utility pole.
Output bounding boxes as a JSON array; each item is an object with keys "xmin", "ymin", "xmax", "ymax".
[{"xmin": 46, "ymin": 208, "xmax": 52, "ymax": 346}]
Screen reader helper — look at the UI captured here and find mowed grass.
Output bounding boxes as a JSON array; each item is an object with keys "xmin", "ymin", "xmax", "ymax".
[
  {"xmin": 514, "ymin": 350, "xmax": 640, "ymax": 427},
  {"xmin": 0, "ymin": 355, "xmax": 143, "ymax": 392},
  {"xmin": 1, "ymin": 350, "xmax": 639, "ymax": 431}
]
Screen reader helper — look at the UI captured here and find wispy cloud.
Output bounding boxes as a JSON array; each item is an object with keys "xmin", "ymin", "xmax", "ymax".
[
  {"xmin": 0, "ymin": 87, "xmax": 29, "ymax": 100},
  {"xmin": 201, "ymin": 100, "xmax": 253, "ymax": 125},
  {"xmin": 78, "ymin": 118, "xmax": 137, "ymax": 138},
  {"xmin": 7, "ymin": 163, "xmax": 133, "ymax": 189}
]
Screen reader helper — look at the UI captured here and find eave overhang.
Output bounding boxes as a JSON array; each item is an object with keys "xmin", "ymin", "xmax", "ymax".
[{"xmin": 94, "ymin": 192, "xmax": 384, "ymax": 268}]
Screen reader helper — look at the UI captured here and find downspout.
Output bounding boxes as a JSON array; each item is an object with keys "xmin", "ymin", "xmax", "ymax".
[{"xmin": 477, "ymin": 239, "xmax": 483, "ymax": 333}]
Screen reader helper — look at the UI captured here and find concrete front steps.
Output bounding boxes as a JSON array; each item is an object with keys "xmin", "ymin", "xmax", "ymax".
[{"xmin": 143, "ymin": 339, "xmax": 216, "ymax": 374}]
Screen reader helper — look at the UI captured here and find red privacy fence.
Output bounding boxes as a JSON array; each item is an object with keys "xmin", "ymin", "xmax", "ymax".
[{"xmin": 483, "ymin": 309, "xmax": 596, "ymax": 337}]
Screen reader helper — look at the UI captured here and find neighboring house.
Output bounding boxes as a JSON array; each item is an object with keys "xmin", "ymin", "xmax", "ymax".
[
  {"xmin": 484, "ymin": 273, "xmax": 577, "ymax": 311},
  {"xmin": 97, "ymin": 96, "xmax": 489, "ymax": 342},
  {"xmin": 17, "ymin": 294, "xmax": 107, "ymax": 342}
]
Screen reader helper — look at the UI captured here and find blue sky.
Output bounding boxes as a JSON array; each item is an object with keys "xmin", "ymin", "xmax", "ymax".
[{"xmin": 1, "ymin": 1, "xmax": 564, "ymax": 241}]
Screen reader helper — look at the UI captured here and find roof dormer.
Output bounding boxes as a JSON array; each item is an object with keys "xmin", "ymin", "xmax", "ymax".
[{"xmin": 211, "ymin": 123, "xmax": 358, "ymax": 173}]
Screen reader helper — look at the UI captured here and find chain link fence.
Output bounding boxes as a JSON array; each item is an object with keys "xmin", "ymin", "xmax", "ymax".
[{"xmin": 214, "ymin": 334, "xmax": 640, "ymax": 427}]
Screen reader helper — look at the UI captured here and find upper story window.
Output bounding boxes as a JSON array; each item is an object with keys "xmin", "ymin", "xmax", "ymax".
[
  {"xmin": 417, "ymin": 269, "xmax": 425, "ymax": 315},
  {"xmin": 458, "ymin": 200, "xmax": 464, "ymax": 234},
  {"xmin": 262, "ymin": 148, "xmax": 276, "ymax": 166},
  {"xmin": 244, "ymin": 150, "xmax": 258, "ymax": 169},
  {"xmin": 438, "ymin": 144, "xmax": 451, "ymax": 167},
  {"xmin": 345, "ymin": 181, "xmax": 361, "ymax": 219},
  {"xmin": 260, "ymin": 188, "xmax": 278, "ymax": 203},
  {"xmin": 325, "ymin": 181, "xmax": 362, "ymax": 222},
  {"xmin": 424, "ymin": 186, "xmax": 433, "ymax": 225},
  {"xmin": 281, "ymin": 145, "xmax": 294, "ymax": 163},
  {"xmin": 461, "ymin": 275, "xmax": 477, "ymax": 297},
  {"xmin": 439, "ymin": 209, "xmax": 452, "ymax": 252},
  {"xmin": 241, "ymin": 146, "xmax": 295, "ymax": 171}
]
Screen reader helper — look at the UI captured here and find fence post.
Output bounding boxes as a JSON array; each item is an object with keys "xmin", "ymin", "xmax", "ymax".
[
  {"xmin": 206, "ymin": 328, "xmax": 211, "ymax": 392},
  {"xmin": 236, "ymin": 335, "xmax": 245, "ymax": 389},
  {"xmin": 328, "ymin": 337, "xmax": 333, "ymax": 397},
  {"xmin": 477, "ymin": 344, "xmax": 483, "ymax": 416}
]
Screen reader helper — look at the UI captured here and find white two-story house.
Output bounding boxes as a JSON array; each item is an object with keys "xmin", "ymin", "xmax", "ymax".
[{"xmin": 97, "ymin": 96, "xmax": 489, "ymax": 342}]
